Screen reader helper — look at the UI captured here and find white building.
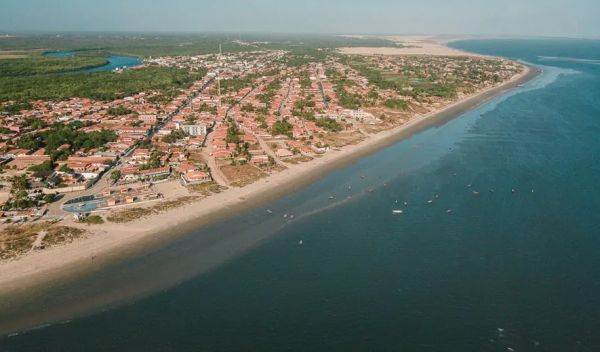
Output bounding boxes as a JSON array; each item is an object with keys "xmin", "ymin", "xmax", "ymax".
[{"xmin": 175, "ymin": 123, "xmax": 207, "ymax": 136}]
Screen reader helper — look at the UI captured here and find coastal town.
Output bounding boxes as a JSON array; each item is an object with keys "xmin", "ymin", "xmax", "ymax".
[{"xmin": 0, "ymin": 42, "xmax": 525, "ymax": 260}]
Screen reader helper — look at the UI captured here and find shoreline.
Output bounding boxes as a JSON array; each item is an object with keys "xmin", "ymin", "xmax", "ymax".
[{"xmin": 0, "ymin": 58, "xmax": 540, "ymax": 320}]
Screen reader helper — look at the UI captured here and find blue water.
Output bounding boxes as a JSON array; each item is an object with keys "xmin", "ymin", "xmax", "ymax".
[
  {"xmin": 2, "ymin": 39, "xmax": 600, "ymax": 351},
  {"xmin": 43, "ymin": 50, "xmax": 142, "ymax": 72},
  {"xmin": 44, "ymin": 51, "xmax": 77, "ymax": 58}
]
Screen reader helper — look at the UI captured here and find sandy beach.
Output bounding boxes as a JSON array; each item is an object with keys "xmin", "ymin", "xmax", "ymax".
[
  {"xmin": 0, "ymin": 48, "xmax": 539, "ymax": 301},
  {"xmin": 339, "ymin": 35, "xmax": 484, "ymax": 56}
]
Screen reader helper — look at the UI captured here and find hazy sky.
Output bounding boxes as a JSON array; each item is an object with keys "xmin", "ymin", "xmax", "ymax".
[{"xmin": 1, "ymin": 0, "xmax": 599, "ymax": 37}]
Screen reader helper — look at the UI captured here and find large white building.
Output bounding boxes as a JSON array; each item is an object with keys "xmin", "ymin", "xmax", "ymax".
[{"xmin": 175, "ymin": 123, "xmax": 207, "ymax": 136}]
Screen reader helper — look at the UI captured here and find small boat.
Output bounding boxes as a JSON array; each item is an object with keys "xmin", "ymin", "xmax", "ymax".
[
  {"xmin": 329, "ymin": 195, "xmax": 335, "ymax": 200},
  {"xmin": 427, "ymin": 200, "xmax": 433, "ymax": 204},
  {"xmin": 447, "ymin": 209, "xmax": 453, "ymax": 213},
  {"xmin": 434, "ymin": 194, "xmax": 439, "ymax": 199},
  {"xmin": 360, "ymin": 175, "xmax": 366, "ymax": 179},
  {"xmin": 392, "ymin": 209, "xmax": 403, "ymax": 214},
  {"xmin": 266, "ymin": 209, "xmax": 273, "ymax": 214},
  {"xmin": 368, "ymin": 189, "xmax": 374, "ymax": 193},
  {"xmin": 298, "ymin": 240, "xmax": 303, "ymax": 245},
  {"xmin": 511, "ymin": 189, "xmax": 516, "ymax": 193},
  {"xmin": 290, "ymin": 214, "xmax": 295, "ymax": 219},
  {"xmin": 467, "ymin": 184, "xmax": 472, "ymax": 188},
  {"xmin": 404, "ymin": 201, "xmax": 408, "ymax": 206},
  {"xmin": 472, "ymin": 191, "xmax": 480, "ymax": 195},
  {"xmin": 283, "ymin": 214, "xmax": 288, "ymax": 218},
  {"xmin": 347, "ymin": 186, "xmax": 352, "ymax": 191},
  {"xmin": 531, "ymin": 189, "xmax": 535, "ymax": 193}
]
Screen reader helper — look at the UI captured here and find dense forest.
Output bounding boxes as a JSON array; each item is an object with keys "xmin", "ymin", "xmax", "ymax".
[{"xmin": 0, "ymin": 66, "xmax": 205, "ymax": 102}]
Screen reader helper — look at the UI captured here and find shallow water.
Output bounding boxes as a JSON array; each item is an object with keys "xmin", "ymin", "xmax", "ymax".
[
  {"xmin": 44, "ymin": 50, "xmax": 141, "ymax": 72},
  {"xmin": 2, "ymin": 39, "xmax": 600, "ymax": 351}
]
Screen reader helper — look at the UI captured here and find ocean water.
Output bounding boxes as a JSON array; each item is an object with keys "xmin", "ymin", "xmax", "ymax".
[
  {"xmin": 2, "ymin": 39, "xmax": 600, "ymax": 351},
  {"xmin": 44, "ymin": 51, "xmax": 142, "ymax": 72}
]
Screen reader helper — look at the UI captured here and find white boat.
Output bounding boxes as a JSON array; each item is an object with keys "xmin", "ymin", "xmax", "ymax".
[
  {"xmin": 392, "ymin": 209, "xmax": 403, "ymax": 214},
  {"xmin": 427, "ymin": 200, "xmax": 433, "ymax": 204},
  {"xmin": 298, "ymin": 240, "xmax": 303, "ymax": 245}
]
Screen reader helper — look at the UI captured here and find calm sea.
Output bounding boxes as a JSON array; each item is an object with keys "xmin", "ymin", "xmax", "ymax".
[{"xmin": 2, "ymin": 39, "xmax": 600, "ymax": 351}]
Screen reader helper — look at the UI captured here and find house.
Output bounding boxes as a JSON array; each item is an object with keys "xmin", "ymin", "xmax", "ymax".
[
  {"xmin": 131, "ymin": 149, "xmax": 151, "ymax": 162},
  {"xmin": 275, "ymin": 148, "xmax": 294, "ymax": 158},
  {"xmin": 250, "ymin": 154, "xmax": 270, "ymax": 165},
  {"xmin": 138, "ymin": 166, "xmax": 171, "ymax": 180},
  {"xmin": 180, "ymin": 170, "xmax": 211, "ymax": 186}
]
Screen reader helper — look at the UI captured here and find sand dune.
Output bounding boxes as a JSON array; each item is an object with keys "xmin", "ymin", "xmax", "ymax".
[{"xmin": 339, "ymin": 35, "xmax": 482, "ymax": 56}]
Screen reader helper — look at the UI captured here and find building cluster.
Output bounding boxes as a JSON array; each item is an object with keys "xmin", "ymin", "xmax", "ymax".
[{"xmin": 1, "ymin": 49, "xmax": 522, "ymax": 224}]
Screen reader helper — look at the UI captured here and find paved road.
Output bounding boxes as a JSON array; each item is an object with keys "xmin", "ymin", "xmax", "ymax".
[{"xmin": 50, "ymin": 78, "xmax": 215, "ymax": 216}]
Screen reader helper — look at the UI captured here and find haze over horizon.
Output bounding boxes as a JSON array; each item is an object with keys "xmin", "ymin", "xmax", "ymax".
[{"xmin": 2, "ymin": 0, "xmax": 599, "ymax": 38}]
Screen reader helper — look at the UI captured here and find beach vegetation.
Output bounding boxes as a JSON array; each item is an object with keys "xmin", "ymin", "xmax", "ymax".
[
  {"xmin": 0, "ymin": 222, "xmax": 85, "ymax": 260},
  {"xmin": 106, "ymin": 196, "xmax": 199, "ymax": 223},
  {"xmin": 80, "ymin": 215, "xmax": 105, "ymax": 225},
  {"xmin": 383, "ymin": 98, "xmax": 410, "ymax": 110}
]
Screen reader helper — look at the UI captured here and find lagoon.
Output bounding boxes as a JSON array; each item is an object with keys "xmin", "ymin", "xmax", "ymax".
[{"xmin": 44, "ymin": 51, "xmax": 142, "ymax": 72}]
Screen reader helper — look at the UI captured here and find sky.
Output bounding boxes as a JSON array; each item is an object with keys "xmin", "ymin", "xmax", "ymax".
[{"xmin": 1, "ymin": 0, "xmax": 599, "ymax": 38}]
